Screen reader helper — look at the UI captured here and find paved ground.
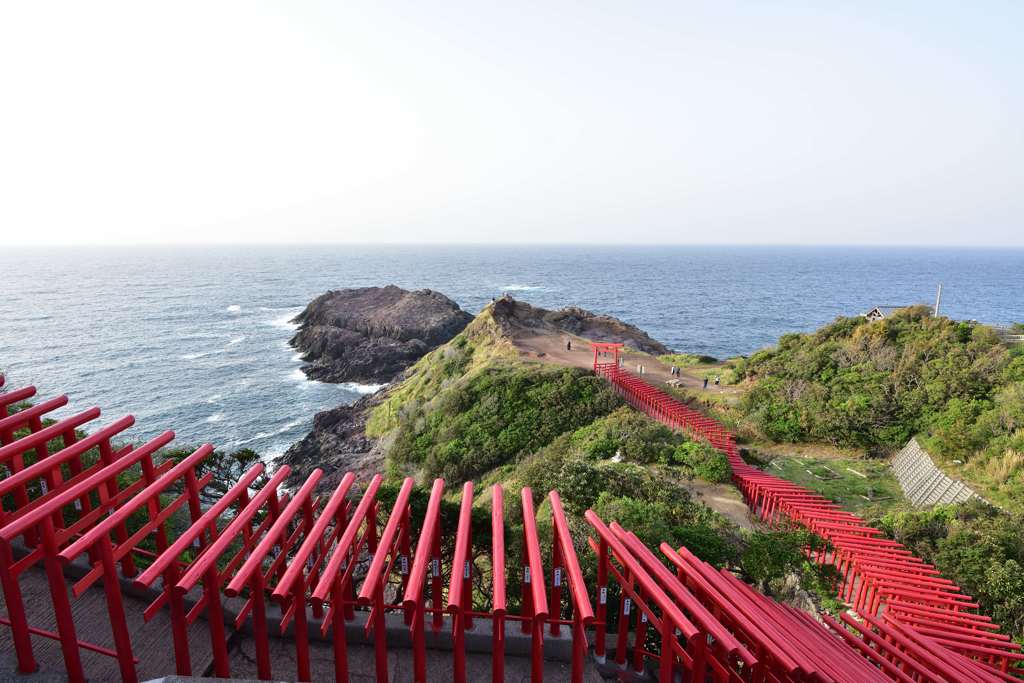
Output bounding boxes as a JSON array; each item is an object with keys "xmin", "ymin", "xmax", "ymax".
[
  {"xmin": 0, "ymin": 565, "xmax": 215, "ymax": 682},
  {"xmin": 227, "ymin": 635, "xmax": 605, "ymax": 683},
  {"xmin": 1, "ymin": 565, "xmax": 607, "ymax": 682}
]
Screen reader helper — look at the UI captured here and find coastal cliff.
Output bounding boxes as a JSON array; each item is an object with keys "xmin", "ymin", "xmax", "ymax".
[
  {"xmin": 279, "ymin": 291, "xmax": 673, "ymax": 488},
  {"xmin": 290, "ymin": 285, "xmax": 472, "ymax": 384},
  {"xmin": 489, "ymin": 295, "xmax": 670, "ymax": 355}
]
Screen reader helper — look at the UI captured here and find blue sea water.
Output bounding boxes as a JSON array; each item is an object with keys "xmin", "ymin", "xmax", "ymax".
[{"xmin": 1, "ymin": 245, "xmax": 1020, "ymax": 456}]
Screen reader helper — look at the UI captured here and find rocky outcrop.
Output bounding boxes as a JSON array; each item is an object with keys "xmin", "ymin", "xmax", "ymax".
[
  {"xmin": 291, "ymin": 285, "xmax": 473, "ymax": 384},
  {"xmin": 281, "ymin": 289, "xmax": 670, "ymax": 489},
  {"xmin": 489, "ymin": 295, "xmax": 670, "ymax": 355},
  {"xmin": 277, "ymin": 394, "xmax": 384, "ymax": 490}
]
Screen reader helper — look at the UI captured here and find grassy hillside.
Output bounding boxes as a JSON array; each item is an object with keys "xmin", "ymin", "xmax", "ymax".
[
  {"xmin": 730, "ymin": 308, "xmax": 1024, "ymax": 649},
  {"xmin": 734, "ymin": 306, "xmax": 1024, "ymax": 509},
  {"xmin": 359, "ymin": 303, "xmax": 842, "ymax": 615}
]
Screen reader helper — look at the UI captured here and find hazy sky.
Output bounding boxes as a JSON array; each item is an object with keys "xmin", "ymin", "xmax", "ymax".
[{"xmin": 2, "ymin": 1, "xmax": 1021, "ymax": 246}]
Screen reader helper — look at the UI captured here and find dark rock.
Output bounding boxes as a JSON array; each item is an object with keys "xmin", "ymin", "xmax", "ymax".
[
  {"xmin": 291, "ymin": 285, "xmax": 473, "ymax": 384},
  {"xmin": 277, "ymin": 393, "xmax": 384, "ymax": 490},
  {"xmin": 490, "ymin": 295, "xmax": 670, "ymax": 355}
]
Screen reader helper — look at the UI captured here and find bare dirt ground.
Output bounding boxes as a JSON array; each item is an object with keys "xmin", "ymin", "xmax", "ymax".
[
  {"xmin": 512, "ymin": 331, "xmax": 755, "ymax": 530},
  {"xmin": 514, "ymin": 331, "xmax": 741, "ymax": 398}
]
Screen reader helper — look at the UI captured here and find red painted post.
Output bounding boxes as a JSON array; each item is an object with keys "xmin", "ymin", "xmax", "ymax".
[
  {"xmin": 329, "ymin": 576, "xmax": 349, "ymax": 683},
  {"xmin": 40, "ymin": 516, "xmax": 85, "ymax": 683},
  {"xmin": 98, "ymin": 535, "xmax": 137, "ymax": 683},
  {"xmin": 491, "ymin": 485, "xmax": 506, "ymax": 683},
  {"xmin": 367, "ymin": 501, "xmax": 389, "ymax": 683},
  {"xmin": 614, "ymin": 582, "xmax": 631, "ymax": 668},
  {"xmin": 448, "ymin": 481, "xmax": 474, "ymax": 683},
  {"xmin": 549, "ymin": 538, "xmax": 563, "ymax": 637},
  {"xmin": 401, "ymin": 478, "xmax": 445, "ymax": 683},
  {"xmin": 548, "ymin": 492, "xmax": 593, "ymax": 683},
  {"xmin": 594, "ymin": 537, "xmax": 609, "ymax": 663},
  {"xmin": 0, "ymin": 542, "xmax": 35, "ymax": 673},
  {"xmin": 520, "ymin": 488, "xmax": 548, "ymax": 683}
]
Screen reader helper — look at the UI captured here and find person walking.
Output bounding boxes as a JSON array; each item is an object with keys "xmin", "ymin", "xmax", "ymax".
[
  {"xmin": 714, "ymin": 375, "xmax": 720, "ymax": 386},
  {"xmin": 703, "ymin": 377, "xmax": 709, "ymax": 390},
  {"xmin": 566, "ymin": 339, "xmax": 571, "ymax": 352}
]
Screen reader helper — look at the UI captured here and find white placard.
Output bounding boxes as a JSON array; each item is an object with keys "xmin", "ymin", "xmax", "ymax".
[
  {"xmin": 553, "ymin": 568, "xmax": 562, "ymax": 587},
  {"xmin": 599, "ymin": 587, "xmax": 607, "ymax": 605},
  {"xmin": 622, "ymin": 598, "xmax": 631, "ymax": 616},
  {"xmin": 400, "ymin": 555, "xmax": 409, "ymax": 575},
  {"xmin": 431, "ymin": 558, "xmax": 440, "ymax": 577},
  {"xmin": 523, "ymin": 566, "xmax": 531, "ymax": 584}
]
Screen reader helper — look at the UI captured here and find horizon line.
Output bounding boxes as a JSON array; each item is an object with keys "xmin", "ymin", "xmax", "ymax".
[{"xmin": 4, "ymin": 241, "xmax": 1024, "ymax": 250}]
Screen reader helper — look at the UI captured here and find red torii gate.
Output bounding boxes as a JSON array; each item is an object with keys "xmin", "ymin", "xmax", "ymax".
[
  {"xmin": 591, "ymin": 341, "xmax": 623, "ymax": 375},
  {"xmin": 595, "ymin": 365, "xmax": 1024, "ymax": 680},
  {"xmin": 3, "ymin": 372, "xmax": 1024, "ymax": 682}
]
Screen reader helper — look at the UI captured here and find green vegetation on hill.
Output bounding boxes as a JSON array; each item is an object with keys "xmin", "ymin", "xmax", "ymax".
[
  {"xmin": 735, "ymin": 306, "xmax": 1024, "ymax": 509},
  {"xmin": 366, "ymin": 307, "xmax": 519, "ymax": 436},
  {"xmin": 361, "ymin": 303, "xmax": 841, "ymax": 613},
  {"xmin": 729, "ymin": 308, "xmax": 1024, "ymax": 650},
  {"xmin": 388, "ymin": 362, "xmax": 620, "ymax": 483},
  {"xmin": 658, "ymin": 352, "xmax": 718, "ymax": 367},
  {"xmin": 871, "ymin": 501, "xmax": 1024, "ymax": 649},
  {"xmin": 751, "ymin": 453, "xmax": 904, "ymax": 516}
]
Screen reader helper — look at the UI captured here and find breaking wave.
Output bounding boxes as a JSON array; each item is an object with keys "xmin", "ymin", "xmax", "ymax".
[
  {"xmin": 340, "ymin": 382, "xmax": 386, "ymax": 395},
  {"xmin": 501, "ymin": 284, "xmax": 547, "ymax": 292}
]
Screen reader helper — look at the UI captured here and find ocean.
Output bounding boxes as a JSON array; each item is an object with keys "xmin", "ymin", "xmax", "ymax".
[{"xmin": 1, "ymin": 245, "xmax": 1020, "ymax": 457}]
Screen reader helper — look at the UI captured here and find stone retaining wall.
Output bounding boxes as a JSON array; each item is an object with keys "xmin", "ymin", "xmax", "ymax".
[{"xmin": 890, "ymin": 438, "xmax": 978, "ymax": 507}]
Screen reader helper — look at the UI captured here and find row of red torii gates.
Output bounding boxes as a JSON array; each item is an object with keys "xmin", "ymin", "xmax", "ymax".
[
  {"xmin": 593, "ymin": 342, "xmax": 1023, "ymax": 682},
  {"xmin": 1, "ymin": 357, "xmax": 1022, "ymax": 682}
]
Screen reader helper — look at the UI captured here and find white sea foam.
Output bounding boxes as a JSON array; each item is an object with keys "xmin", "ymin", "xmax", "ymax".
[
  {"xmin": 291, "ymin": 353, "xmax": 303, "ymax": 363},
  {"xmin": 340, "ymin": 382, "xmax": 386, "ymax": 395},
  {"xmin": 228, "ymin": 335, "xmax": 246, "ymax": 345},
  {"xmin": 205, "ymin": 413, "xmax": 224, "ymax": 423},
  {"xmin": 234, "ymin": 431, "xmax": 272, "ymax": 446},
  {"xmin": 226, "ymin": 304, "xmax": 242, "ymax": 313},
  {"xmin": 262, "ymin": 443, "xmax": 289, "ymax": 460},
  {"xmin": 502, "ymin": 284, "xmax": 547, "ymax": 292},
  {"xmin": 277, "ymin": 417, "xmax": 305, "ymax": 434},
  {"xmin": 181, "ymin": 349, "xmax": 226, "ymax": 360},
  {"xmin": 267, "ymin": 309, "xmax": 303, "ymax": 331},
  {"xmin": 206, "ymin": 394, "xmax": 223, "ymax": 403}
]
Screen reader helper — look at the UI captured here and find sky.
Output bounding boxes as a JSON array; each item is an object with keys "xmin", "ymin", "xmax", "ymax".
[{"xmin": 1, "ymin": 1, "xmax": 1021, "ymax": 246}]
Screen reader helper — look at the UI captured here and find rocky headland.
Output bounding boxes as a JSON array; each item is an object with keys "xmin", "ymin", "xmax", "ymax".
[
  {"xmin": 488, "ymin": 295, "xmax": 670, "ymax": 355},
  {"xmin": 279, "ymin": 289, "xmax": 672, "ymax": 489},
  {"xmin": 290, "ymin": 285, "xmax": 472, "ymax": 384}
]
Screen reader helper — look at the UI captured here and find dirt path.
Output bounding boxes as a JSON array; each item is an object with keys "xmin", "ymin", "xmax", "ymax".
[
  {"xmin": 514, "ymin": 332, "xmax": 740, "ymax": 398},
  {"xmin": 513, "ymin": 331, "xmax": 755, "ymax": 529}
]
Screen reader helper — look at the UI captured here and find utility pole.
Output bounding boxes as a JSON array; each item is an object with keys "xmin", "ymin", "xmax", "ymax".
[{"xmin": 934, "ymin": 283, "xmax": 942, "ymax": 317}]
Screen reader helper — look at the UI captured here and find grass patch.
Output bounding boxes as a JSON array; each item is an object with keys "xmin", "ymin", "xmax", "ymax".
[
  {"xmin": 658, "ymin": 352, "xmax": 718, "ymax": 367},
  {"xmin": 764, "ymin": 454, "xmax": 904, "ymax": 515}
]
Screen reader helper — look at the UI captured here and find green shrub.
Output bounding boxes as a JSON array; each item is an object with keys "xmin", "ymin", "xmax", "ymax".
[
  {"xmin": 870, "ymin": 501, "xmax": 1024, "ymax": 644},
  {"xmin": 737, "ymin": 308, "xmax": 1024, "ymax": 508},
  {"xmin": 670, "ymin": 441, "xmax": 731, "ymax": 482},
  {"xmin": 388, "ymin": 364, "xmax": 621, "ymax": 483},
  {"xmin": 740, "ymin": 530, "xmax": 808, "ymax": 588}
]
